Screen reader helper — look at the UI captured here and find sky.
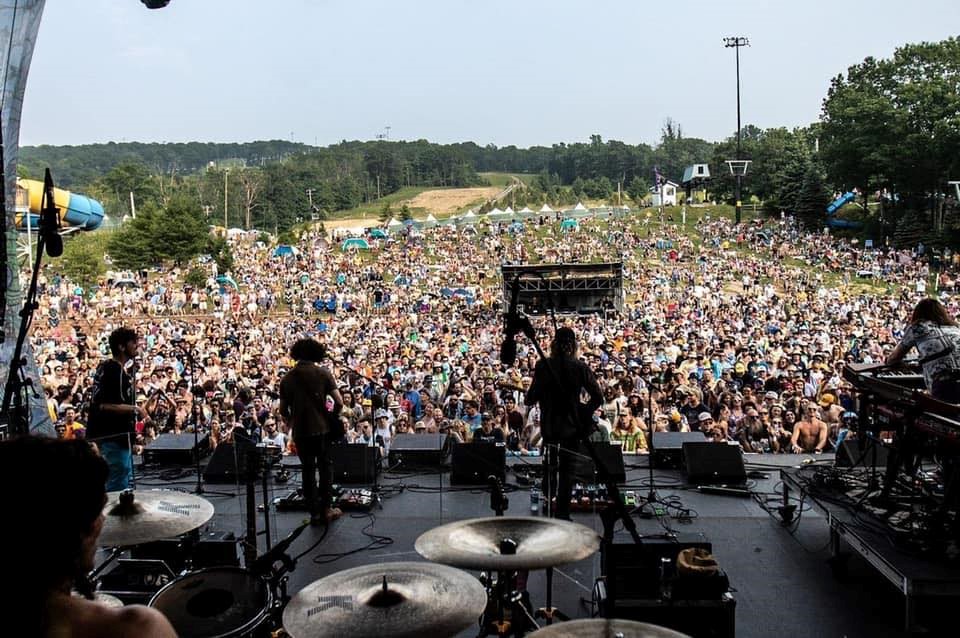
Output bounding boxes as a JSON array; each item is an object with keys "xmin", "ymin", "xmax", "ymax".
[{"xmin": 16, "ymin": 0, "xmax": 960, "ymax": 149}]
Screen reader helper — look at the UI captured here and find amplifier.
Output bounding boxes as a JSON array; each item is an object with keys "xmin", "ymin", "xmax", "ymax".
[
  {"xmin": 601, "ymin": 531, "xmax": 712, "ymax": 601},
  {"xmin": 98, "ymin": 558, "xmax": 177, "ymax": 604},
  {"xmin": 330, "ymin": 443, "xmax": 380, "ymax": 484},
  {"xmin": 143, "ymin": 432, "xmax": 210, "ymax": 466},
  {"xmin": 388, "ymin": 433, "xmax": 447, "ymax": 469},
  {"xmin": 573, "ymin": 442, "xmax": 626, "ymax": 483}
]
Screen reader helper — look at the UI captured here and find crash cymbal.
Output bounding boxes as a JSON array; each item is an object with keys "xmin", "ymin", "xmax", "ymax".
[
  {"xmin": 415, "ymin": 516, "xmax": 600, "ymax": 571},
  {"xmin": 72, "ymin": 591, "xmax": 124, "ymax": 609},
  {"xmin": 99, "ymin": 489, "xmax": 214, "ymax": 547},
  {"xmin": 528, "ymin": 619, "xmax": 690, "ymax": 638},
  {"xmin": 282, "ymin": 561, "xmax": 485, "ymax": 638}
]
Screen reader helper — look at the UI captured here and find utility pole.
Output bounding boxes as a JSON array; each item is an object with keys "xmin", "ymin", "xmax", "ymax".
[
  {"xmin": 224, "ymin": 169, "xmax": 229, "ymax": 228},
  {"xmin": 306, "ymin": 188, "xmax": 315, "ymax": 210},
  {"xmin": 129, "ymin": 191, "xmax": 137, "ymax": 218},
  {"xmin": 724, "ymin": 36, "xmax": 749, "ymax": 224}
]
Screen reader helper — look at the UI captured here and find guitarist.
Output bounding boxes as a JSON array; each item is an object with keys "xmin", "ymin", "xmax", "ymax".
[
  {"xmin": 526, "ymin": 327, "xmax": 603, "ymax": 520},
  {"xmin": 279, "ymin": 338, "xmax": 344, "ymax": 525}
]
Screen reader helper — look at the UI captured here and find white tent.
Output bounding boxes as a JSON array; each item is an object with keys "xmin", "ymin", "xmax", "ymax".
[
  {"xmin": 421, "ymin": 213, "xmax": 438, "ymax": 228},
  {"xmin": 573, "ymin": 202, "xmax": 588, "ymax": 211},
  {"xmin": 488, "ymin": 207, "xmax": 503, "ymax": 216},
  {"xmin": 518, "ymin": 206, "xmax": 533, "ymax": 214},
  {"xmin": 386, "ymin": 217, "xmax": 403, "ymax": 232},
  {"xmin": 460, "ymin": 210, "xmax": 479, "ymax": 225},
  {"xmin": 504, "ymin": 206, "xmax": 515, "ymax": 215},
  {"xmin": 539, "ymin": 203, "xmax": 554, "ymax": 213}
]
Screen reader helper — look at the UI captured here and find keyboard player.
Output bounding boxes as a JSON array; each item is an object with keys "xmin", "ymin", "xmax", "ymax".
[{"xmin": 886, "ymin": 298, "xmax": 960, "ymax": 403}]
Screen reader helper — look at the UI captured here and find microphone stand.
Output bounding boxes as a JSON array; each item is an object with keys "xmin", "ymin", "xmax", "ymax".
[{"xmin": 1, "ymin": 169, "xmax": 60, "ymax": 436}]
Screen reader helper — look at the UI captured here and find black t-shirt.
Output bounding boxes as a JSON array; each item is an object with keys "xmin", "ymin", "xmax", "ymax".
[
  {"xmin": 474, "ymin": 428, "xmax": 504, "ymax": 444},
  {"xmin": 526, "ymin": 356, "xmax": 603, "ymax": 441},
  {"xmin": 87, "ymin": 359, "xmax": 134, "ymax": 446}
]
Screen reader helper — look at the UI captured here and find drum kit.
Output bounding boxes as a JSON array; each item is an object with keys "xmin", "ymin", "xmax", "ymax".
[{"xmin": 91, "ymin": 489, "xmax": 688, "ymax": 638}]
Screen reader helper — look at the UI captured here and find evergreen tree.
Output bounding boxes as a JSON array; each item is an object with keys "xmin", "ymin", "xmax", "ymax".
[{"xmin": 794, "ymin": 165, "xmax": 830, "ymax": 229}]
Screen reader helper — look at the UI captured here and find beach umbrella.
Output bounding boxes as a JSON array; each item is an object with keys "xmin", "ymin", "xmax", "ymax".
[{"xmin": 216, "ymin": 275, "xmax": 239, "ymax": 290}]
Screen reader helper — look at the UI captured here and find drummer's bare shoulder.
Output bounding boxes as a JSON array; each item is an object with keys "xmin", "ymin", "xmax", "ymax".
[{"xmin": 49, "ymin": 595, "xmax": 176, "ymax": 638}]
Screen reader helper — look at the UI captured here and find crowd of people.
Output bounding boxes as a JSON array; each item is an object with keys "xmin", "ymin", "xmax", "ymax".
[{"xmin": 30, "ymin": 209, "xmax": 960, "ymax": 461}]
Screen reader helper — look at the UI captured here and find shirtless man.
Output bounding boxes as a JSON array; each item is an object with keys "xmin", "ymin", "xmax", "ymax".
[
  {"xmin": 791, "ymin": 402, "xmax": 829, "ymax": 453},
  {"xmin": 1, "ymin": 436, "xmax": 175, "ymax": 638}
]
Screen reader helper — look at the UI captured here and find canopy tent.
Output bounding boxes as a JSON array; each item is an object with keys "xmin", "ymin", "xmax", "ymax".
[
  {"xmin": 226, "ymin": 227, "xmax": 246, "ymax": 237},
  {"xmin": 272, "ymin": 245, "xmax": 299, "ymax": 258},
  {"xmin": 459, "ymin": 210, "xmax": 479, "ymax": 225},
  {"xmin": 386, "ymin": 217, "xmax": 404, "ymax": 232},
  {"xmin": 560, "ymin": 218, "xmax": 579, "ymax": 231},
  {"xmin": 421, "ymin": 213, "xmax": 438, "ymax": 228},
  {"xmin": 368, "ymin": 228, "xmax": 388, "ymax": 239},
  {"xmin": 538, "ymin": 203, "xmax": 554, "ymax": 214},
  {"xmin": 216, "ymin": 275, "xmax": 239, "ymax": 290},
  {"xmin": 341, "ymin": 237, "xmax": 371, "ymax": 250},
  {"xmin": 487, "ymin": 207, "xmax": 504, "ymax": 216},
  {"xmin": 503, "ymin": 206, "xmax": 515, "ymax": 215},
  {"xmin": 518, "ymin": 206, "xmax": 534, "ymax": 214},
  {"xmin": 572, "ymin": 202, "xmax": 588, "ymax": 211}
]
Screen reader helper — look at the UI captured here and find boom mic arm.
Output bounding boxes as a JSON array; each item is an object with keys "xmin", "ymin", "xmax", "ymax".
[{"xmin": 40, "ymin": 168, "xmax": 63, "ymax": 258}]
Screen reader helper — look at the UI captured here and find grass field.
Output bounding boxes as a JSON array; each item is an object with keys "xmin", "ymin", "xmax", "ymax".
[{"xmin": 327, "ymin": 187, "xmax": 437, "ymax": 221}]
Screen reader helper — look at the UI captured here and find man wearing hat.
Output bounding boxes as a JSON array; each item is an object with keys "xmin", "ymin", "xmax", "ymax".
[
  {"xmin": 526, "ymin": 327, "xmax": 603, "ymax": 520},
  {"xmin": 279, "ymin": 338, "xmax": 343, "ymax": 525}
]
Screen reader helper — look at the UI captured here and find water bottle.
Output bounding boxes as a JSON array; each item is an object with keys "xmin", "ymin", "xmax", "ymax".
[{"xmin": 530, "ymin": 480, "xmax": 541, "ymax": 514}]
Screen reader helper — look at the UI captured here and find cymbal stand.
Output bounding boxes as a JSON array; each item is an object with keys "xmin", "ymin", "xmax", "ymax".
[{"xmin": 478, "ymin": 538, "xmax": 538, "ymax": 637}]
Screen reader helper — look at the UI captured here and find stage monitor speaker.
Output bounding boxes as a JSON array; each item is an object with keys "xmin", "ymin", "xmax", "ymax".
[
  {"xmin": 451, "ymin": 442, "xmax": 506, "ymax": 485},
  {"xmin": 836, "ymin": 438, "xmax": 889, "ymax": 468},
  {"xmin": 203, "ymin": 439, "xmax": 258, "ymax": 484},
  {"xmin": 388, "ymin": 433, "xmax": 447, "ymax": 469},
  {"xmin": 572, "ymin": 442, "xmax": 626, "ymax": 483},
  {"xmin": 651, "ymin": 431, "xmax": 706, "ymax": 469},
  {"xmin": 143, "ymin": 432, "xmax": 209, "ymax": 466},
  {"xmin": 682, "ymin": 442, "xmax": 746, "ymax": 485},
  {"xmin": 330, "ymin": 443, "xmax": 380, "ymax": 484}
]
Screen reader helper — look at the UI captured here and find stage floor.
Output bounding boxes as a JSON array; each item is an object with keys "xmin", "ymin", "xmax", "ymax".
[{"xmin": 131, "ymin": 452, "xmax": 955, "ymax": 637}]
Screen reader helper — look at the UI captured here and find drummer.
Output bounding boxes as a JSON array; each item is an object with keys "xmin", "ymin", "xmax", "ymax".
[{"xmin": 0, "ymin": 435, "xmax": 176, "ymax": 637}]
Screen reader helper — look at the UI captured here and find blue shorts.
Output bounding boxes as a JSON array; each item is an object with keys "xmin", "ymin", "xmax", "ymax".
[{"xmin": 100, "ymin": 440, "xmax": 133, "ymax": 491}]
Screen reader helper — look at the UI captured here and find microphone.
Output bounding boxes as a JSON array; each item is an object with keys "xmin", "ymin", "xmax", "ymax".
[
  {"xmin": 40, "ymin": 168, "xmax": 63, "ymax": 257},
  {"xmin": 250, "ymin": 519, "xmax": 309, "ymax": 575},
  {"xmin": 499, "ymin": 276, "xmax": 521, "ymax": 365}
]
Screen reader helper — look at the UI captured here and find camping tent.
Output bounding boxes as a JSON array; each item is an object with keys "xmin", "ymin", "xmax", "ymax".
[
  {"xmin": 560, "ymin": 218, "xmax": 579, "ymax": 231},
  {"xmin": 216, "ymin": 275, "xmax": 239, "ymax": 290},
  {"xmin": 341, "ymin": 238, "xmax": 370, "ymax": 250},
  {"xmin": 272, "ymin": 245, "xmax": 299, "ymax": 258},
  {"xmin": 368, "ymin": 228, "xmax": 388, "ymax": 239}
]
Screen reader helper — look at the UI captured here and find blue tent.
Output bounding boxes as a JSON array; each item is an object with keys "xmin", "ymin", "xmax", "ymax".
[
  {"xmin": 368, "ymin": 229, "xmax": 388, "ymax": 239},
  {"xmin": 560, "ymin": 218, "xmax": 579, "ymax": 231},
  {"xmin": 272, "ymin": 245, "xmax": 298, "ymax": 258},
  {"xmin": 341, "ymin": 238, "xmax": 370, "ymax": 251},
  {"xmin": 439, "ymin": 287, "xmax": 454, "ymax": 298}
]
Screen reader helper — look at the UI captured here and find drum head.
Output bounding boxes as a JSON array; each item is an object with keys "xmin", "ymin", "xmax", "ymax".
[{"xmin": 149, "ymin": 567, "xmax": 270, "ymax": 638}]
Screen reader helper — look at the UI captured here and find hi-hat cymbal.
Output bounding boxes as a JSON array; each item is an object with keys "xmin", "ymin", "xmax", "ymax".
[
  {"xmin": 282, "ymin": 561, "xmax": 485, "ymax": 638},
  {"xmin": 415, "ymin": 516, "xmax": 600, "ymax": 571},
  {"xmin": 99, "ymin": 489, "xmax": 214, "ymax": 547},
  {"xmin": 528, "ymin": 619, "xmax": 690, "ymax": 638}
]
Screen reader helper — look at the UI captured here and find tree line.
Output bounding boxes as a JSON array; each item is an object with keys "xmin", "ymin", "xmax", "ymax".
[{"xmin": 21, "ymin": 35, "xmax": 960, "ymax": 282}]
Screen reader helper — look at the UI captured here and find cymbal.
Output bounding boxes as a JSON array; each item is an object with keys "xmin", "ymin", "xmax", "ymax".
[
  {"xmin": 72, "ymin": 591, "xmax": 124, "ymax": 609},
  {"xmin": 99, "ymin": 489, "xmax": 214, "ymax": 547},
  {"xmin": 282, "ymin": 561, "xmax": 485, "ymax": 638},
  {"xmin": 528, "ymin": 619, "xmax": 690, "ymax": 638},
  {"xmin": 415, "ymin": 516, "xmax": 600, "ymax": 571}
]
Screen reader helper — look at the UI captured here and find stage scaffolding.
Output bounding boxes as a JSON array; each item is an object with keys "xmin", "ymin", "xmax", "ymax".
[{"xmin": 500, "ymin": 262, "xmax": 624, "ymax": 315}]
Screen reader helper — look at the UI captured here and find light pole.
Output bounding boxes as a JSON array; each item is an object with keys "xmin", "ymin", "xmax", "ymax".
[
  {"xmin": 223, "ymin": 168, "xmax": 229, "ymax": 228},
  {"xmin": 724, "ymin": 36, "xmax": 749, "ymax": 224}
]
